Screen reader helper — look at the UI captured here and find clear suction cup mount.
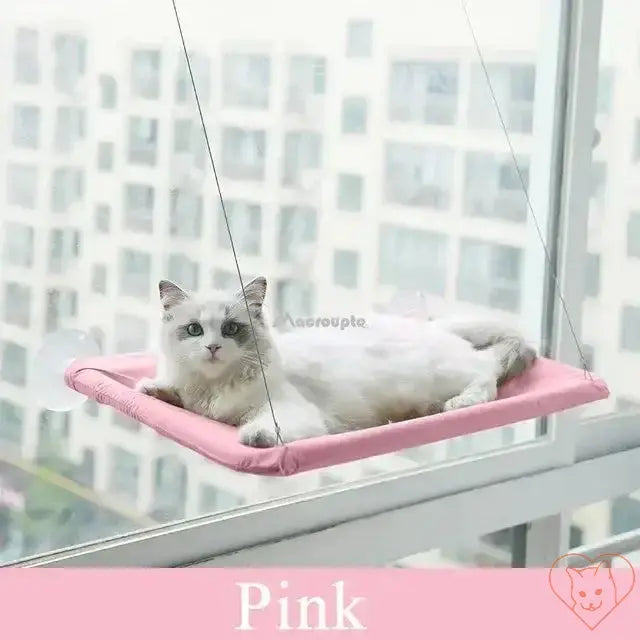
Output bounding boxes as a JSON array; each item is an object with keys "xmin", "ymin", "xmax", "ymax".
[{"xmin": 31, "ymin": 329, "xmax": 101, "ymax": 412}]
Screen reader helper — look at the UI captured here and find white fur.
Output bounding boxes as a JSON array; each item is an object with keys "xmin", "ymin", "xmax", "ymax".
[{"xmin": 138, "ymin": 278, "xmax": 536, "ymax": 448}]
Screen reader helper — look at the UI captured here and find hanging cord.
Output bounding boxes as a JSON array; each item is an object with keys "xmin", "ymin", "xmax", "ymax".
[
  {"xmin": 460, "ymin": 0, "xmax": 594, "ymax": 381},
  {"xmin": 170, "ymin": 0, "xmax": 284, "ymax": 444}
]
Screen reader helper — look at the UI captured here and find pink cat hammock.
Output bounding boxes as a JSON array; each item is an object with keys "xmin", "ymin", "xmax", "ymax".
[{"xmin": 63, "ymin": 354, "xmax": 609, "ymax": 476}]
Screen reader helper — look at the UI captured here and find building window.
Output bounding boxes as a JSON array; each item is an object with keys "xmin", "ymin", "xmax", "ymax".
[
  {"xmin": 175, "ymin": 52, "xmax": 210, "ymax": 104},
  {"xmin": 14, "ymin": 27, "xmax": 39, "ymax": 84},
  {"xmin": 99, "ymin": 74, "xmax": 117, "ymax": 108},
  {"xmin": 95, "ymin": 204, "xmax": 111, "ymax": 233},
  {"xmin": 84, "ymin": 399, "xmax": 100, "ymax": 418},
  {"xmin": 0, "ymin": 400, "xmax": 24, "ymax": 446},
  {"xmin": 278, "ymin": 207, "xmax": 317, "ymax": 262},
  {"xmin": 217, "ymin": 201, "xmax": 261, "ymax": 256},
  {"xmin": 112, "ymin": 413, "xmax": 140, "ymax": 432},
  {"xmin": 282, "ymin": 131, "xmax": 322, "ymax": 186},
  {"xmin": 468, "ymin": 63, "xmax": 535, "ymax": 134},
  {"xmin": 213, "ymin": 269, "xmax": 239, "ymax": 290},
  {"xmin": 48, "ymin": 228, "xmax": 80, "ymax": 274},
  {"xmin": 221, "ymin": 127, "xmax": 266, "ymax": 180},
  {"xmin": 346, "ymin": 19, "xmax": 373, "ymax": 58},
  {"xmin": 464, "ymin": 152, "xmax": 529, "ymax": 223},
  {"xmin": 616, "ymin": 396, "xmax": 640, "ymax": 413},
  {"xmin": 2, "ymin": 223, "xmax": 34, "ymax": 268},
  {"xmin": 89, "ymin": 327, "xmax": 105, "ymax": 354},
  {"xmin": 131, "ymin": 49, "xmax": 161, "ymax": 99},
  {"xmin": 45, "ymin": 288, "xmax": 77, "ymax": 333},
  {"xmin": 620, "ymin": 306, "xmax": 640, "ymax": 352},
  {"xmin": 119, "ymin": 249, "xmax": 151, "ymax": 300},
  {"xmin": 3, "ymin": 282, "xmax": 31, "ymax": 328},
  {"xmin": 337, "ymin": 173, "xmax": 363, "ymax": 212},
  {"xmin": 91, "ymin": 264, "xmax": 107, "ymax": 294},
  {"xmin": 585, "ymin": 253, "xmax": 600, "ymax": 297},
  {"xmin": 174, "ymin": 119, "xmax": 194, "ymax": 153},
  {"xmin": 12, "ymin": 104, "xmax": 40, "ymax": 149},
  {"xmin": 124, "ymin": 183, "xmax": 154, "ymax": 233},
  {"xmin": 108, "ymin": 446, "xmax": 139, "ymax": 502},
  {"xmin": 276, "ymin": 279, "xmax": 315, "ymax": 317},
  {"xmin": 97, "ymin": 142, "xmax": 114, "ymax": 171},
  {"xmin": 457, "ymin": 239, "xmax": 522, "ymax": 312},
  {"xmin": 7, "ymin": 163, "xmax": 37, "ymax": 209},
  {"xmin": 628, "ymin": 211, "xmax": 640, "ymax": 258},
  {"xmin": 170, "ymin": 190, "xmax": 202, "ymax": 238},
  {"xmin": 385, "ymin": 143, "xmax": 454, "ymax": 209},
  {"xmin": 128, "ymin": 117, "xmax": 158, "ymax": 166},
  {"xmin": 168, "ymin": 254, "xmax": 199, "ymax": 291},
  {"xmin": 115, "ymin": 314, "xmax": 149, "ymax": 353},
  {"xmin": 222, "ymin": 53, "xmax": 270, "ymax": 109},
  {"xmin": 53, "ymin": 34, "xmax": 86, "ymax": 93},
  {"xmin": 378, "ymin": 224, "xmax": 448, "ymax": 294},
  {"xmin": 173, "ymin": 121, "xmax": 206, "ymax": 169},
  {"xmin": 389, "ymin": 61, "xmax": 458, "ymax": 126},
  {"xmin": 152, "ymin": 456, "xmax": 187, "ymax": 520},
  {"xmin": 611, "ymin": 496, "xmax": 640, "ymax": 536},
  {"xmin": 342, "ymin": 97, "xmax": 368, "ymax": 133},
  {"xmin": 596, "ymin": 67, "xmax": 614, "ymax": 115},
  {"xmin": 0, "ymin": 341, "xmax": 27, "ymax": 387},
  {"xmin": 199, "ymin": 484, "xmax": 244, "ymax": 514},
  {"xmin": 37, "ymin": 410, "xmax": 70, "ymax": 457},
  {"xmin": 51, "ymin": 168, "xmax": 84, "ymax": 213},
  {"xmin": 333, "ymin": 250, "xmax": 359, "ymax": 289},
  {"xmin": 287, "ymin": 55, "xmax": 326, "ymax": 113},
  {"xmin": 589, "ymin": 161, "xmax": 607, "ymax": 211},
  {"xmin": 583, "ymin": 344, "xmax": 595, "ymax": 371},
  {"xmin": 54, "ymin": 106, "xmax": 85, "ymax": 152}
]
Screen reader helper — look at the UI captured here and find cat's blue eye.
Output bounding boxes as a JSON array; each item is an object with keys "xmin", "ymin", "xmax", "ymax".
[{"xmin": 186, "ymin": 322, "xmax": 203, "ymax": 337}]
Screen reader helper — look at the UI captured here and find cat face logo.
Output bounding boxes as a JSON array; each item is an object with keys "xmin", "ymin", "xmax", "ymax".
[{"xmin": 549, "ymin": 554, "xmax": 635, "ymax": 630}]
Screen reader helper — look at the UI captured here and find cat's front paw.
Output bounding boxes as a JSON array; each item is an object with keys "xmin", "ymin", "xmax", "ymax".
[
  {"xmin": 238, "ymin": 421, "xmax": 279, "ymax": 448},
  {"xmin": 136, "ymin": 378, "xmax": 183, "ymax": 408}
]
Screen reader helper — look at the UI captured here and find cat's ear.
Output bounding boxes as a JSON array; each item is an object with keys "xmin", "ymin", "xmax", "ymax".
[
  {"xmin": 236, "ymin": 276, "xmax": 267, "ymax": 310},
  {"xmin": 566, "ymin": 567, "xmax": 581, "ymax": 581},
  {"xmin": 593, "ymin": 561, "xmax": 611, "ymax": 576},
  {"xmin": 159, "ymin": 280, "xmax": 188, "ymax": 310}
]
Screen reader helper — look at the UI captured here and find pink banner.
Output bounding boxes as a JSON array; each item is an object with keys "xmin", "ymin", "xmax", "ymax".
[{"xmin": 0, "ymin": 567, "xmax": 637, "ymax": 638}]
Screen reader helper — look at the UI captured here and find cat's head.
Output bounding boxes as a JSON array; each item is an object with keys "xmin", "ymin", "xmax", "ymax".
[
  {"xmin": 566, "ymin": 562, "xmax": 615, "ymax": 611},
  {"xmin": 157, "ymin": 276, "xmax": 272, "ymax": 379}
]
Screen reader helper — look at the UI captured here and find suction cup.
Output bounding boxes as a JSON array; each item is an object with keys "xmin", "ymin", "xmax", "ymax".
[{"xmin": 31, "ymin": 329, "xmax": 101, "ymax": 412}]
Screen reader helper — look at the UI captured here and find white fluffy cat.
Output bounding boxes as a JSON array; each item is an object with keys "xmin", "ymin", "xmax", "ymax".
[{"xmin": 137, "ymin": 277, "xmax": 536, "ymax": 448}]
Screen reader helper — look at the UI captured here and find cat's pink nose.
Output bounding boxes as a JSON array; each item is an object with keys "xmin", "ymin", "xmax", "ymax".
[{"xmin": 206, "ymin": 344, "xmax": 221, "ymax": 355}]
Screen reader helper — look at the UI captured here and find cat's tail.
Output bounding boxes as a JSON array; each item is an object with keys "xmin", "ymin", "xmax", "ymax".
[{"xmin": 433, "ymin": 316, "xmax": 537, "ymax": 385}]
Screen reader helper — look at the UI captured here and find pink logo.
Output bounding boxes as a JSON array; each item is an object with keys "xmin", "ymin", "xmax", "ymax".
[{"xmin": 549, "ymin": 553, "xmax": 635, "ymax": 630}]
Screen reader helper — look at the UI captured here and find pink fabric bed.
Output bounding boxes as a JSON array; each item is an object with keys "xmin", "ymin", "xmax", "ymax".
[{"xmin": 65, "ymin": 355, "xmax": 609, "ymax": 476}]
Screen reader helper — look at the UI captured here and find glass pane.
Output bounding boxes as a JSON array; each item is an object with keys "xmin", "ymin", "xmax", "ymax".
[
  {"xmin": 581, "ymin": 1, "xmax": 640, "ymax": 422},
  {"xmin": 571, "ymin": 492, "xmax": 640, "ymax": 565},
  {"xmin": 392, "ymin": 527, "xmax": 517, "ymax": 567},
  {"xmin": 0, "ymin": 0, "xmax": 556, "ymax": 562}
]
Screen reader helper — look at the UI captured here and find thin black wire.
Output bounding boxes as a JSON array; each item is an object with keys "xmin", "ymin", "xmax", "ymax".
[
  {"xmin": 170, "ymin": 0, "xmax": 283, "ymax": 444},
  {"xmin": 460, "ymin": 0, "xmax": 593, "ymax": 381}
]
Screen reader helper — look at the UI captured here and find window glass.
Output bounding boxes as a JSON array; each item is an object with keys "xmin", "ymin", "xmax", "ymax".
[
  {"xmin": 582, "ymin": 0, "xmax": 640, "ymax": 419},
  {"xmin": 0, "ymin": 0, "xmax": 559, "ymax": 562}
]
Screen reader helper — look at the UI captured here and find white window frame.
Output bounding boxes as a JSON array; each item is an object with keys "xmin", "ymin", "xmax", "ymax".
[{"xmin": 13, "ymin": 0, "xmax": 634, "ymax": 569}]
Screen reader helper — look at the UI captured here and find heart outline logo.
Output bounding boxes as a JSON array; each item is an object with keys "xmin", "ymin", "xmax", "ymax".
[{"xmin": 548, "ymin": 553, "xmax": 636, "ymax": 630}]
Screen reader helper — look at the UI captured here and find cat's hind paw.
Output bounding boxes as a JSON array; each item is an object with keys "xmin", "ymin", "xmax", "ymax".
[{"xmin": 135, "ymin": 378, "xmax": 184, "ymax": 408}]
